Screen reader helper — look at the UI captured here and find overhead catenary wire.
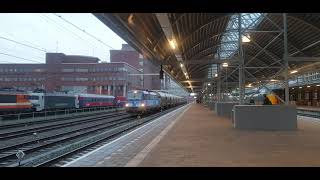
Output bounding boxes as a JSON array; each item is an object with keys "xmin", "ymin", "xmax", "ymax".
[
  {"xmin": 53, "ymin": 13, "xmax": 116, "ymax": 50},
  {"xmin": 0, "ymin": 52, "xmax": 43, "ymax": 63},
  {"xmin": 0, "ymin": 36, "xmax": 47, "ymax": 53},
  {"xmin": 40, "ymin": 14, "xmax": 99, "ymax": 51}
]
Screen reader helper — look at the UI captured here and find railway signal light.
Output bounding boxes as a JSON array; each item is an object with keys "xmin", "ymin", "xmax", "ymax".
[{"xmin": 159, "ymin": 65, "xmax": 164, "ymax": 79}]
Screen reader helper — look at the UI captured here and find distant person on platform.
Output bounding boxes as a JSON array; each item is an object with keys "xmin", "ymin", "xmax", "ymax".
[{"xmin": 263, "ymin": 94, "xmax": 272, "ymax": 105}]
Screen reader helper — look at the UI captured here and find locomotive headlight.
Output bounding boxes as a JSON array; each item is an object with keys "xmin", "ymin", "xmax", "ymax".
[
  {"xmin": 125, "ymin": 103, "xmax": 129, "ymax": 107},
  {"xmin": 140, "ymin": 103, "xmax": 145, "ymax": 107}
]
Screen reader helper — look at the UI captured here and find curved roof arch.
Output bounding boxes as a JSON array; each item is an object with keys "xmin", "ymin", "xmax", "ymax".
[{"xmin": 94, "ymin": 13, "xmax": 320, "ymax": 92}]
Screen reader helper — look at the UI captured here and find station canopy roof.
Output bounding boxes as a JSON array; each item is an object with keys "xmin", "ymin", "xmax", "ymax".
[{"xmin": 95, "ymin": 13, "xmax": 320, "ymax": 93}]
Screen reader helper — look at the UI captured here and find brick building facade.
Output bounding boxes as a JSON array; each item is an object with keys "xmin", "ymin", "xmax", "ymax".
[
  {"xmin": 0, "ymin": 53, "xmax": 142, "ymax": 97},
  {"xmin": 0, "ymin": 44, "xmax": 187, "ymax": 97},
  {"xmin": 110, "ymin": 44, "xmax": 161, "ymax": 90}
]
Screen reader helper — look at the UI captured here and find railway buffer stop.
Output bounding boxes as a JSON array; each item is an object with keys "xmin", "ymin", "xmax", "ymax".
[{"xmin": 62, "ymin": 13, "xmax": 320, "ymax": 167}]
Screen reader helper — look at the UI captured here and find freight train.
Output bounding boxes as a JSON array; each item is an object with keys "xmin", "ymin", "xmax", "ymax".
[
  {"xmin": 0, "ymin": 91, "xmax": 126, "ymax": 114},
  {"xmin": 125, "ymin": 90, "xmax": 187, "ymax": 115}
]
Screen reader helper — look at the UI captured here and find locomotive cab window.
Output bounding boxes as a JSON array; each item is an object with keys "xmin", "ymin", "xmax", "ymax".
[
  {"xmin": 128, "ymin": 91, "xmax": 143, "ymax": 100},
  {"xmin": 28, "ymin": 95, "xmax": 39, "ymax": 100}
]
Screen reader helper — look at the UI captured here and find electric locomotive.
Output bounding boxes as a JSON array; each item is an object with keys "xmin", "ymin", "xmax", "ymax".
[
  {"xmin": 0, "ymin": 92, "xmax": 32, "ymax": 113},
  {"xmin": 125, "ymin": 90, "xmax": 186, "ymax": 115},
  {"xmin": 125, "ymin": 90, "xmax": 160, "ymax": 114}
]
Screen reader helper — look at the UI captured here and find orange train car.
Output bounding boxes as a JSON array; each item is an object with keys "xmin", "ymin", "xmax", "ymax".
[{"xmin": 0, "ymin": 93, "xmax": 32, "ymax": 113}]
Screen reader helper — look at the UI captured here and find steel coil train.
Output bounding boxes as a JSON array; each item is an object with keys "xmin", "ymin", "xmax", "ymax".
[
  {"xmin": 125, "ymin": 90, "xmax": 187, "ymax": 115},
  {"xmin": 0, "ymin": 91, "xmax": 126, "ymax": 114}
]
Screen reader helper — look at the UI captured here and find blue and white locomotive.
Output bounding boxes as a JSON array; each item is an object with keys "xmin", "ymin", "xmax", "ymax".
[{"xmin": 125, "ymin": 90, "xmax": 186, "ymax": 114}]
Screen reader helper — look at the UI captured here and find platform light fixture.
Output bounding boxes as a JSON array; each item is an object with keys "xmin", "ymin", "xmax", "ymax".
[
  {"xmin": 299, "ymin": 87, "xmax": 302, "ymax": 89},
  {"xmin": 317, "ymin": 85, "xmax": 320, "ymax": 87},
  {"xmin": 169, "ymin": 39, "xmax": 176, "ymax": 50},
  {"xmin": 214, "ymin": 73, "xmax": 218, "ymax": 77},
  {"xmin": 292, "ymin": 88, "xmax": 294, "ymax": 90},
  {"xmin": 290, "ymin": 70, "xmax": 298, "ymax": 74},
  {"xmin": 208, "ymin": 83, "xmax": 211, "ymax": 86},
  {"xmin": 242, "ymin": 34, "xmax": 251, "ymax": 43},
  {"xmin": 128, "ymin": 14, "xmax": 134, "ymax": 24},
  {"xmin": 222, "ymin": 63, "xmax": 228, "ymax": 67},
  {"xmin": 246, "ymin": 83, "xmax": 252, "ymax": 88},
  {"xmin": 307, "ymin": 85, "xmax": 311, "ymax": 88}
]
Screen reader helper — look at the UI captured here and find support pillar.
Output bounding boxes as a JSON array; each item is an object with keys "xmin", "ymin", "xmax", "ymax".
[
  {"xmin": 238, "ymin": 13, "xmax": 245, "ymax": 105},
  {"xmin": 283, "ymin": 13, "xmax": 289, "ymax": 105},
  {"xmin": 112, "ymin": 82, "xmax": 116, "ymax": 96},
  {"xmin": 107, "ymin": 85, "xmax": 111, "ymax": 95},
  {"xmin": 123, "ymin": 84, "xmax": 127, "ymax": 97},
  {"xmin": 217, "ymin": 52, "xmax": 221, "ymax": 102}
]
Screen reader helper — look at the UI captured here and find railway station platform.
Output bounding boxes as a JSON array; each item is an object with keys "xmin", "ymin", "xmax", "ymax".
[
  {"xmin": 297, "ymin": 106, "xmax": 320, "ymax": 112},
  {"xmin": 65, "ymin": 103, "xmax": 320, "ymax": 167}
]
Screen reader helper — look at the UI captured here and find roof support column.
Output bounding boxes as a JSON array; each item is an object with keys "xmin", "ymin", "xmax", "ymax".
[
  {"xmin": 217, "ymin": 50, "xmax": 221, "ymax": 102},
  {"xmin": 238, "ymin": 14, "xmax": 245, "ymax": 105},
  {"xmin": 283, "ymin": 13, "xmax": 289, "ymax": 105}
]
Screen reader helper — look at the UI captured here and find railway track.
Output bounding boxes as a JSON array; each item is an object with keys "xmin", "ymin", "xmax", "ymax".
[
  {"xmin": 0, "ymin": 112, "xmax": 134, "ymax": 167},
  {"xmin": 297, "ymin": 108, "xmax": 320, "ymax": 118},
  {"xmin": 0, "ymin": 104, "xmax": 186, "ymax": 167},
  {"xmin": 0, "ymin": 112, "xmax": 128, "ymax": 140},
  {"xmin": 36, "ymin": 105, "xmax": 185, "ymax": 167},
  {"xmin": 0, "ymin": 108, "xmax": 123, "ymax": 130}
]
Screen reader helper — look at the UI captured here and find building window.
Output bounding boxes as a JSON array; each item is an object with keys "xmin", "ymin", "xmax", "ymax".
[
  {"xmin": 61, "ymin": 77, "xmax": 74, "ymax": 81},
  {"xmin": 76, "ymin": 77, "xmax": 88, "ymax": 81},
  {"xmin": 75, "ymin": 68, "xmax": 89, "ymax": 72},
  {"xmin": 34, "ymin": 69, "xmax": 45, "ymax": 72},
  {"xmin": 62, "ymin": 68, "xmax": 74, "ymax": 72}
]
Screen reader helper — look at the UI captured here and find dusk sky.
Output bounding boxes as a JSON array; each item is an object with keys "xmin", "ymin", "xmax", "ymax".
[{"xmin": 0, "ymin": 13, "xmax": 127, "ymax": 64}]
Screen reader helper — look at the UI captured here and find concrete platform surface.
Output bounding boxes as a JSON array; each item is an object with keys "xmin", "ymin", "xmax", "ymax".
[
  {"xmin": 139, "ymin": 104, "xmax": 320, "ymax": 166},
  {"xmin": 63, "ymin": 104, "xmax": 192, "ymax": 167}
]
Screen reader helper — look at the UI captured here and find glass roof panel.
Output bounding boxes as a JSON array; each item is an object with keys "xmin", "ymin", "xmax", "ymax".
[{"xmin": 207, "ymin": 13, "xmax": 264, "ymax": 78}]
